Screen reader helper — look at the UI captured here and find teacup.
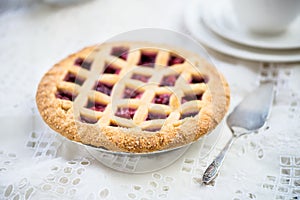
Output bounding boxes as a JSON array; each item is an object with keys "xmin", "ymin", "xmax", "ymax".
[{"xmin": 231, "ymin": 0, "xmax": 300, "ymax": 34}]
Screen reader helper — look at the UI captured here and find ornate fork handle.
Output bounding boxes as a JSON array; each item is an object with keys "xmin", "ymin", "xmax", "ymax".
[{"xmin": 202, "ymin": 136, "xmax": 235, "ymax": 184}]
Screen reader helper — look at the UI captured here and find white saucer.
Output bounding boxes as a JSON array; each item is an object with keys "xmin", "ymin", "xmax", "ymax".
[
  {"xmin": 202, "ymin": 1, "xmax": 300, "ymax": 50},
  {"xmin": 184, "ymin": 0, "xmax": 300, "ymax": 63}
]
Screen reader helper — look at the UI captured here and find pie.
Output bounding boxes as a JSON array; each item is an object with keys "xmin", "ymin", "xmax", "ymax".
[{"xmin": 36, "ymin": 41, "xmax": 230, "ymax": 153}]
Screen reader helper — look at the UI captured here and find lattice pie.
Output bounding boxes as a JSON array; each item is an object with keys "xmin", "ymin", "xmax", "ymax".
[{"xmin": 36, "ymin": 42, "xmax": 230, "ymax": 153}]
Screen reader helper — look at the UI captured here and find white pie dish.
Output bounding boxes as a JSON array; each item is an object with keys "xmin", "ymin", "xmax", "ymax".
[
  {"xmin": 74, "ymin": 121, "xmax": 223, "ymax": 173},
  {"xmin": 35, "ymin": 28, "xmax": 228, "ymax": 173}
]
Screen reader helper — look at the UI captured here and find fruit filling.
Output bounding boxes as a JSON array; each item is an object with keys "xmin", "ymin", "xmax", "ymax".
[
  {"xmin": 153, "ymin": 94, "xmax": 170, "ymax": 105},
  {"xmin": 181, "ymin": 93, "xmax": 203, "ymax": 104},
  {"xmin": 103, "ymin": 64, "xmax": 121, "ymax": 74},
  {"xmin": 74, "ymin": 58, "xmax": 92, "ymax": 70},
  {"xmin": 180, "ymin": 111, "xmax": 199, "ymax": 119},
  {"xmin": 138, "ymin": 52, "xmax": 157, "ymax": 67},
  {"xmin": 111, "ymin": 46, "xmax": 129, "ymax": 60},
  {"xmin": 191, "ymin": 75, "xmax": 209, "ymax": 84},
  {"xmin": 94, "ymin": 81, "xmax": 113, "ymax": 96},
  {"xmin": 55, "ymin": 91, "xmax": 76, "ymax": 101},
  {"xmin": 146, "ymin": 112, "xmax": 168, "ymax": 120},
  {"xmin": 86, "ymin": 100, "xmax": 106, "ymax": 112},
  {"xmin": 115, "ymin": 107, "xmax": 137, "ymax": 119},
  {"xmin": 80, "ymin": 115, "xmax": 98, "ymax": 124},
  {"xmin": 64, "ymin": 72, "xmax": 85, "ymax": 85},
  {"xmin": 168, "ymin": 55, "xmax": 185, "ymax": 66},
  {"xmin": 131, "ymin": 74, "xmax": 150, "ymax": 83},
  {"xmin": 123, "ymin": 87, "xmax": 143, "ymax": 99},
  {"xmin": 160, "ymin": 75, "xmax": 178, "ymax": 86}
]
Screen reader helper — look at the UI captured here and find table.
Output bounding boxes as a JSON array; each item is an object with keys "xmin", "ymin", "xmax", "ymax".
[{"xmin": 0, "ymin": 0, "xmax": 300, "ymax": 199}]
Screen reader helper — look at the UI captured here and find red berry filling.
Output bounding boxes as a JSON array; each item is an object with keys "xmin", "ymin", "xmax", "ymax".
[
  {"xmin": 123, "ymin": 87, "xmax": 143, "ymax": 99},
  {"xmin": 86, "ymin": 100, "xmax": 106, "ymax": 112},
  {"xmin": 64, "ymin": 73, "xmax": 85, "ymax": 85},
  {"xmin": 181, "ymin": 93, "xmax": 203, "ymax": 104},
  {"xmin": 160, "ymin": 75, "xmax": 178, "ymax": 87},
  {"xmin": 191, "ymin": 75, "xmax": 209, "ymax": 84},
  {"xmin": 131, "ymin": 74, "xmax": 150, "ymax": 83},
  {"xmin": 103, "ymin": 64, "xmax": 121, "ymax": 74},
  {"xmin": 74, "ymin": 57, "xmax": 84, "ymax": 65},
  {"xmin": 56, "ymin": 91, "xmax": 76, "ymax": 101},
  {"xmin": 80, "ymin": 115, "xmax": 98, "ymax": 124},
  {"xmin": 180, "ymin": 111, "xmax": 199, "ymax": 119},
  {"xmin": 153, "ymin": 94, "xmax": 170, "ymax": 105},
  {"xmin": 111, "ymin": 46, "xmax": 129, "ymax": 60},
  {"xmin": 168, "ymin": 55, "xmax": 185, "ymax": 66},
  {"xmin": 146, "ymin": 112, "xmax": 168, "ymax": 120},
  {"xmin": 138, "ymin": 52, "xmax": 157, "ymax": 67},
  {"xmin": 94, "ymin": 82, "xmax": 113, "ymax": 96},
  {"xmin": 115, "ymin": 108, "xmax": 136, "ymax": 119},
  {"xmin": 74, "ymin": 58, "xmax": 92, "ymax": 70}
]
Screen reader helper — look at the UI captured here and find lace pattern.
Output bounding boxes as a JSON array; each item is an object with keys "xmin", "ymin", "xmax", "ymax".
[{"xmin": 1, "ymin": 4, "xmax": 300, "ymax": 199}]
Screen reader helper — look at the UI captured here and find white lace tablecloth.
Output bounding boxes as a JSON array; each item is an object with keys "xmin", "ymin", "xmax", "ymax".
[{"xmin": 1, "ymin": 0, "xmax": 300, "ymax": 199}]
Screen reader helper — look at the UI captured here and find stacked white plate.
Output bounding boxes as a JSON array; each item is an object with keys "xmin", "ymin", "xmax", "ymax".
[{"xmin": 184, "ymin": 0, "xmax": 300, "ymax": 63}]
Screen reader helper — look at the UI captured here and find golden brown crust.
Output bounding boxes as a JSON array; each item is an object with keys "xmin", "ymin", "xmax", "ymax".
[{"xmin": 36, "ymin": 41, "xmax": 230, "ymax": 153}]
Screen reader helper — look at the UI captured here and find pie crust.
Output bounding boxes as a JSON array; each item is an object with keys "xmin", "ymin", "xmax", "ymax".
[{"xmin": 36, "ymin": 41, "xmax": 230, "ymax": 153}]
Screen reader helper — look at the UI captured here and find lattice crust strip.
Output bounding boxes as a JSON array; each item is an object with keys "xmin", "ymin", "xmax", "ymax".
[{"xmin": 36, "ymin": 42, "xmax": 230, "ymax": 152}]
